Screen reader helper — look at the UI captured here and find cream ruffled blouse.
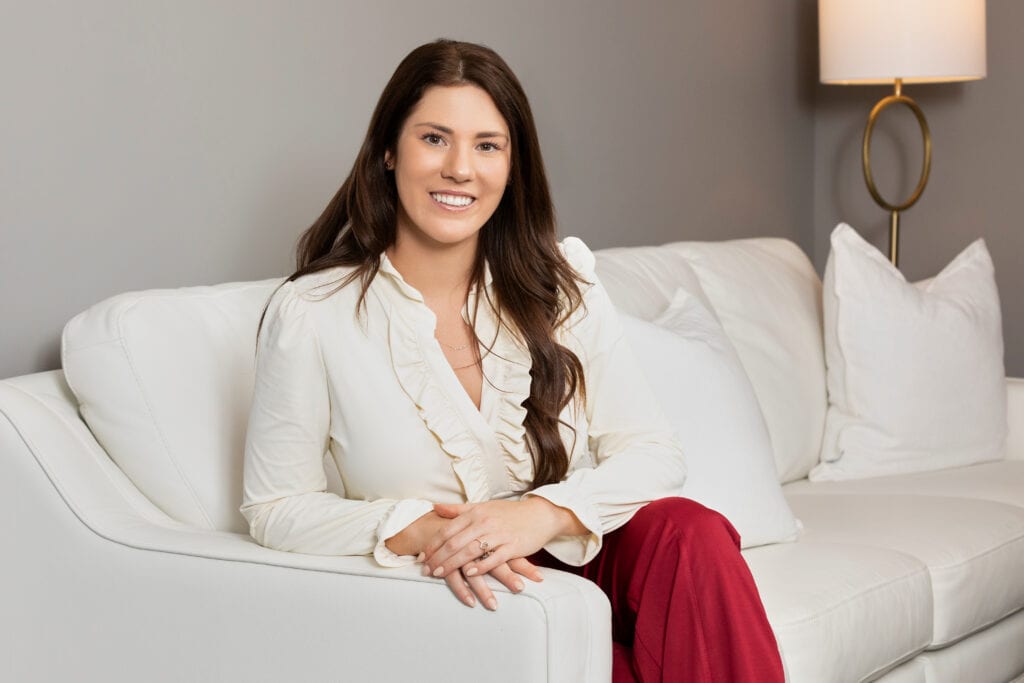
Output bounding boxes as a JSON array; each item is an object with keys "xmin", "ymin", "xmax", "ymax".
[{"xmin": 240, "ymin": 237, "xmax": 686, "ymax": 567}]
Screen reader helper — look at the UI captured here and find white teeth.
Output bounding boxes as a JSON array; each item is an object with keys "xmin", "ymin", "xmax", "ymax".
[{"xmin": 431, "ymin": 193, "xmax": 474, "ymax": 207}]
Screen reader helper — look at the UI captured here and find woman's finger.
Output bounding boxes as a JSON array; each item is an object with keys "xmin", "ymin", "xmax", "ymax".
[
  {"xmin": 422, "ymin": 512, "xmax": 475, "ymax": 559},
  {"xmin": 425, "ymin": 523, "xmax": 500, "ymax": 577},
  {"xmin": 429, "ymin": 533, "xmax": 502, "ymax": 578},
  {"xmin": 507, "ymin": 556, "xmax": 544, "ymax": 583},
  {"xmin": 434, "ymin": 502, "xmax": 471, "ymax": 519},
  {"xmin": 444, "ymin": 571, "xmax": 476, "ymax": 608},
  {"xmin": 459, "ymin": 543, "xmax": 514, "ymax": 578},
  {"xmin": 464, "ymin": 570, "xmax": 498, "ymax": 611},
  {"xmin": 488, "ymin": 562, "xmax": 527, "ymax": 594}
]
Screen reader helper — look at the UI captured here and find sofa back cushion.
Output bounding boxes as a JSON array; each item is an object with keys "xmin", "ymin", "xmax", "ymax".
[
  {"xmin": 596, "ymin": 238, "xmax": 826, "ymax": 483},
  {"xmin": 62, "ymin": 279, "xmax": 281, "ymax": 533}
]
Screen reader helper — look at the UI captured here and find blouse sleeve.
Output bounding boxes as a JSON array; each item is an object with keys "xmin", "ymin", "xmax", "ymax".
[
  {"xmin": 240, "ymin": 280, "xmax": 433, "ymax": 567},
  {"xmin": 523, "ymin": 237, "xmax": 687, "ymax": 566}
]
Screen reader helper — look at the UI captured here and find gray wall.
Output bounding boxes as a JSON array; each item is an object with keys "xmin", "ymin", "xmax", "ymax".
[
  {"xmin": 1, "ymin": 1, "xmax": 815, "ymax": 379},
  {"xmin": 812, "ymin": 2, "xmax": 1024, "ymax": 375}
]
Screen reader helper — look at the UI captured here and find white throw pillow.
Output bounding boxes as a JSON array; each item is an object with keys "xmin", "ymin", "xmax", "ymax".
[
  {"xmin": 62, "ymin": 279, "xmax": 282, "ymax": 533},
  {"xmin": 668, "ymin": 239, "xmax": 827, "ymax": 484},
  {"xmin": 619, "ymin": 288, "xmax": 801, "ymax": 548},
  {"xmin": 812, "ymin": 223, "xmax": 1007, "ymax": 481}
]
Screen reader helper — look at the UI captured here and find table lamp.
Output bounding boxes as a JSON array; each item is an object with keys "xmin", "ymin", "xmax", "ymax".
[{"xmin": 819, "ymin": 0, "xmax": 987, "ymax": 266}]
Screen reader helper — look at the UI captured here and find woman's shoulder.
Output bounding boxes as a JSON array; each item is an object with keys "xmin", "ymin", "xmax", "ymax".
[
  {"xmin": 273, "ymin": 264, "xmax": 363, "ymax": 307},
  {"xmin": 557, "ymin": 236, "xmax": 597, "ymax": 280},
  {"xmin": 263, "ymin": 265, "xmax": 362, "ymax": 327}
]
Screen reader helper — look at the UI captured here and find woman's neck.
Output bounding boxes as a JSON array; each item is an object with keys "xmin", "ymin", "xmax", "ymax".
[{"xmin": 385, "ymin": 232, "xmax": 478, "ymax": 306}]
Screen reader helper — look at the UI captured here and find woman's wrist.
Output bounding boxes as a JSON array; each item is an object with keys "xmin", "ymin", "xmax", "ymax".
[
  {"xmin": 523, "ymin": 495, "xmax": 589, "ymax": 538},
  {"xmin": 383, "ymin": 510, "xmax": 436, "ymax": 556}
]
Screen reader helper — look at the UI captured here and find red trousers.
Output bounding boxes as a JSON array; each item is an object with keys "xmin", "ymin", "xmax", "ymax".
[{"xmin": 531, "ymin": 497, "xmax": 785, "ymax": 683}]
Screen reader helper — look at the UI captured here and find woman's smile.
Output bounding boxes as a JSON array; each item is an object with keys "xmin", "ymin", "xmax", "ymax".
[{"xmin": 429, "ymin": 191, "xmax": 477, "ymax": 211}]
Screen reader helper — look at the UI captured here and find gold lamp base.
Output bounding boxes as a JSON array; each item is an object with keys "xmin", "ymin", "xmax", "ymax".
[{"xmin": 862, "ymin": 78, "xmax": 933, "ymax": 268}]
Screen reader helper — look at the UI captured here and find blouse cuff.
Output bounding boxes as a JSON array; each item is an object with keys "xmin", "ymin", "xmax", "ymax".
[
  {"xmin": 372, "ymin": 499, "xmax": 435, "ymax": 567},
  {"xmin": 522, "ymin": 486, "xmax": 603, "ymax": 567}
]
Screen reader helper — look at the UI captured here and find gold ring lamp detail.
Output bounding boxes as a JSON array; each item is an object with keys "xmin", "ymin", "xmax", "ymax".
[{"xmin": 818, "ymin": 0, "xmax": 987, "ymax": 268}]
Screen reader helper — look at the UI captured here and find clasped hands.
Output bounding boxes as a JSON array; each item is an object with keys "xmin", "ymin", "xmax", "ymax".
[{"xmin": 385, "ymin": 496, "xmax": 585, "ymax": 611}]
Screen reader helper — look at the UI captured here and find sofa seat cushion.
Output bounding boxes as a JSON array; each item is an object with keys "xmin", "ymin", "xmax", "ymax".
[
  {"xmin": 743, "ymin": 541, "xmax": 932, "ymax": 683},
  {"xmin": 784, "ymin": 460, "xmax": 1024, "ymax": 510},
  {"xmin": 909, "ymin": 607, "xmax": 1024, "ymax": 683},
  {"xmin": 784, "ymin": 493, "xmax": 1024, "ymax": 647}
]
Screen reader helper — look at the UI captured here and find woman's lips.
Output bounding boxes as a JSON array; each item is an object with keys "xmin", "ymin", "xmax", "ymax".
[{"xmin": 430, "ymin": 192, "xmax": 476, "ymax": 211}]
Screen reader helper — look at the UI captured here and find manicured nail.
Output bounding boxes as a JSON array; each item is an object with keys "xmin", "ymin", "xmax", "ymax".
[
  {"xmin": 464, "ymin": 594, "xmax": 476, "ymax": 607},
  {"xmin": 513, "ymin": 580, "xmax": 525, "ymax": 592},
  {"xmin": 416, "ymin": 552, "xmax": 425, "ymax": 562},
  {"xmin": 485, "ymin": 598, "xmax": 498, "ymax": 611},
  {"xmin": 433, "ymin": 566, "xmax": 445, "ymax": 577},
  {"xmin": 464, "ymin": 567, "xmax": 478, "ymax": 577}
]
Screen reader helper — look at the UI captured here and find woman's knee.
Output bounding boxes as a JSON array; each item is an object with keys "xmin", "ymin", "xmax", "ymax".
[{"xmin": 634, "ymin": 497, "xmax": 741, "ymax": 548}]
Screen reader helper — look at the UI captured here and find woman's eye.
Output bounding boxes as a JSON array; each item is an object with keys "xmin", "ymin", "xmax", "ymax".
[
  {"xmin": 478, "ymin": 142, "xmax": 501, "ymax": 152},
  {"xmin": 423, "ymin": 134, "xmax": 445, "ymax": 146}
]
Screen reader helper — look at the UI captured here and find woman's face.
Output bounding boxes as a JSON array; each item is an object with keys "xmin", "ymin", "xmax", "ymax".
[{"xmin": 389, "ymin": 84, "xmax": 511, "ymax": 250}]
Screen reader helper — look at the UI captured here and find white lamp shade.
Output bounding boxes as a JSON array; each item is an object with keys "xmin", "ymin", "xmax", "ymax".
[{"xmin": 819, "ymin": 0, "xmax": 987, "ymax": 84}]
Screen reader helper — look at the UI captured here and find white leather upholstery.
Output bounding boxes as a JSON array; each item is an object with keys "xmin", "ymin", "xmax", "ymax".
[
  {"xmin": 911, "ymin": 607, "xmax": 1024, "ymax": 683},
  {"xmin": 784, "ymin": 460, "xmax": 1024, "ymax": 509},
  {"xmin": 784, "ymin": 493, "xmax": 1024, "ymax": 647},
  {"xmin": 742, "ymin": 540, "xmax": 932, "ymax": 683},
  {"xmin": 1007, "ymin": 378, "xmax": 1024, "ymax": 461},
  {"xmin": 0, "ymin": 371, "xmax": 612, "ymax": 682}
]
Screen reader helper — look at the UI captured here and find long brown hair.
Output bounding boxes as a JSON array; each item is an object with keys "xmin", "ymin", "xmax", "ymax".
[{"xmin": 258, "ymin": 39, "xmax": 587, "ymax": 489}]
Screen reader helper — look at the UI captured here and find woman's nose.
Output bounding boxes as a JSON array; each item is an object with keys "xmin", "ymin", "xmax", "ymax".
[{"xmin": 441, "ymin": 144, "xmax": 474, "ymax": 182}]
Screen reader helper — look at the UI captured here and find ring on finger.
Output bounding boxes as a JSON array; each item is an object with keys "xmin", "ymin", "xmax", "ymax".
[{"xmin": 476, "ymin": 538, "xmax": 490, "ymax": 552}]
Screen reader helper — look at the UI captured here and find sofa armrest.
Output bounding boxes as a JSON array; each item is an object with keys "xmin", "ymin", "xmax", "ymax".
[
  {"xmin": 1007, "ymin": 378, "xmax": 1024, "ymax": 461},
  {"xmin": 0, "ymin": 372, "xmax": 612, "ymax": 683}
]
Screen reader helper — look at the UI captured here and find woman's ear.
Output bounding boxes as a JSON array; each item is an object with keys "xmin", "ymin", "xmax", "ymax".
[{"xmin": 384, "ymin": 151, "xmax": 395, "ymax": 171}]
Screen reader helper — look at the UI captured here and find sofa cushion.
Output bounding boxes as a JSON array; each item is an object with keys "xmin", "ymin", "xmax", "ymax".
[
  {"xmin": 597, "ymin": 238, "xmax": 828, "ymax": 484},
  {"xmin": 61, "ymin": 279, "xmax": 281, "ymax": 533},
  {"xmin": 784, "ymin": 460, "xmax": 1024, "ymax": 510},
  {"xmin": 909, "ymin": 608, "xmax": 1024, "ymax": 683},
  {"xmin": 814, "ymin": 223, "xmax": 1006, "ymax": 482},
  {"xmin": 594, "ymin": 244, "xmax": 712, "ymax": 322},
  {"xmin": 784, "ymin": 493, "xmax": 1024, "ymax": 647},
  {"xmin": 742, "ymin": 540, "xmax": 932, "ymax": 682},
  {"xmin": 667, "ymin": 239, "xmax": 827, "ymax": 484},
  {"xmin": 618, "ymin": 289, "xmax": 800, "ymax": 548}
]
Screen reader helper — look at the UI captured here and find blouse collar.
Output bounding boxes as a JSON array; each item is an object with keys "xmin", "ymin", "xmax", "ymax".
[{"xmin": 378, "ymin": 250, "xmax": 494, "ymax": 304}]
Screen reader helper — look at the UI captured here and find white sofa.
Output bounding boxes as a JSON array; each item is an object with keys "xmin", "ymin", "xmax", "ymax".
[{"xmin": 2, "ymin": 237, "xmax": 1022, "ymax": 683}]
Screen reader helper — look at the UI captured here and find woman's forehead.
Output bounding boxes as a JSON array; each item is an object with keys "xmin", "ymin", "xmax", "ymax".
[{"xmin": 405, "ymin": 84, "xmax": 509, "ymax": 135}]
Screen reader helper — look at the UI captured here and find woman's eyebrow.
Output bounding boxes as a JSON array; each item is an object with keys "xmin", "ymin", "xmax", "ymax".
[{"xmin": 413, "ymin": 122, "xmax": 509, "ymax": 140}]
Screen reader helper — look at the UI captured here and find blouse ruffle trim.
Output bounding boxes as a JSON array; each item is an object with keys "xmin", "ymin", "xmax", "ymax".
[
  {"xmin": 487, "ymin": 317, "xmax": 534, "ymax": 491},
  {"xmin": 388, "ymin": 311, "xmax": 501, "ymax": 501}
]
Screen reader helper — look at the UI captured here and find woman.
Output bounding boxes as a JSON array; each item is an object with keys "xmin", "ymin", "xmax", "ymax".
[{"xmin": 241, "ymin": 39, "xmax": 784, "ymax": 683}]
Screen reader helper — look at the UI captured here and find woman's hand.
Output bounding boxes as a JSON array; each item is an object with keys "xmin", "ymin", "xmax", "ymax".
[
  {"xmin": 382, "ymin": 510, "xmax": 450, "ymax": 557},
  {"xmin": 422, "ymin": 497, "xmax": 587, "ymax": 583},
  {"xmin": 439, "ymin": 558, "xmax": 543, "ymax": 611},
  {"xmin": 384, "ymin": 508, "xmax": 543, "ymax": 610}
]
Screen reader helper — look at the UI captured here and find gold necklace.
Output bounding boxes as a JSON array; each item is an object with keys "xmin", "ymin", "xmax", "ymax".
[{"xmin": 436, "ymin": 337, "xmax": 471, "ymax": 351}]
